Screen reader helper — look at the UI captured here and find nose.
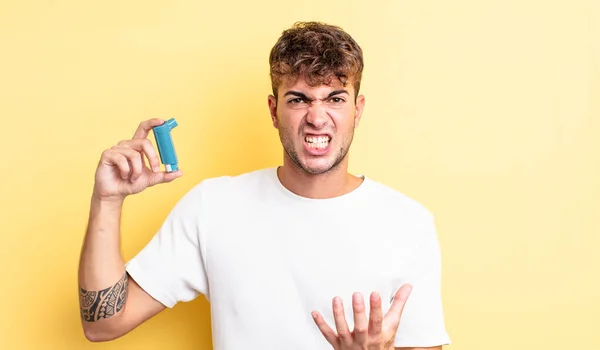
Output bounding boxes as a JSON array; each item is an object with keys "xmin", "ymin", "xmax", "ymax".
[{"xmin": 306, "ymin": 103, "xmax": 328, "ymax": 129}]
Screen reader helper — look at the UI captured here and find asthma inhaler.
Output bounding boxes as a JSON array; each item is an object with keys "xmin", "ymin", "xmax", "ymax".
[{"xmin": 152, "ymin": 118, "xmax": 179, "ymax": 172}]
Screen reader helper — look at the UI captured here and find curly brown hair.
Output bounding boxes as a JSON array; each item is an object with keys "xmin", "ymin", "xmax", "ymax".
[{"xmin": 269, "ymin": 21, "xmax": 364, "ymax": 100}]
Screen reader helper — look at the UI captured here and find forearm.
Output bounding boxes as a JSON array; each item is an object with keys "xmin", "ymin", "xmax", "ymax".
[{"xmin": 78, "ymin": 195, "xmax": 128, "ymax": 338}]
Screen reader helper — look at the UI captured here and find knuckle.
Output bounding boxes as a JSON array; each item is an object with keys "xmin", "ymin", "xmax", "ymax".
[
  {"xmin": 337, "ymin": 329, "xmax": 350, "ymax": 338},
  {"xmin": 368, "ymin": 340, "xmax": 382, "ymax": 350},
  {"xmin": 354, "ymin": 325, "xmax": 367, "ymax": 333}
]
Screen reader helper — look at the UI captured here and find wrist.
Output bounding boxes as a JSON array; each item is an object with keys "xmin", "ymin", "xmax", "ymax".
[{"xmin": 90, "ymin": 194, "xmax": 125, "ymax": 211}]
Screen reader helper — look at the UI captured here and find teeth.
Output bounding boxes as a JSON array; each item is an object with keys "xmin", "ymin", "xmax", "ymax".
[
  {"xmin": 305, "ymin": 136, "xmax": 330, "ymax": 143},
  {"xmin": 305, "ymin": 136, "xmax": 330, "ymax": 149}
]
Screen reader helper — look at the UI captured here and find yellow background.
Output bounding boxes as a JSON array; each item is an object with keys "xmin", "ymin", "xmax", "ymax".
[{"xmin": 1, "ymin": 1, "xmax": 598, "ymax": 349}]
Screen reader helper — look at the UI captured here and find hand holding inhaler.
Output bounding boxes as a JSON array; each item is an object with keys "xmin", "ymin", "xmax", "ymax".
[{"xmin": 92, "ymin": 118, "xmax": 183, "ymax": 202}]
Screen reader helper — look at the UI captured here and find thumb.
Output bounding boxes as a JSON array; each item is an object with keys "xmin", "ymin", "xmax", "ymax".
[
  {"xmin": 148, "ymin": 169, "xmax": 183, "ymax": 186},
  {"xmin": 384, "ymin": 284, "xmax": 412, "ymax": 329}
]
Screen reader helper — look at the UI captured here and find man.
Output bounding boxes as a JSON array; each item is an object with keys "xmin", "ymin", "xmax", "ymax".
[{"xmin": 78, "ymin": 21, "xmax": 451, "ymax": 349}]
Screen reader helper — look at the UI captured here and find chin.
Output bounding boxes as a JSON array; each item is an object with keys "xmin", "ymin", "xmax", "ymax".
[
  {"xmin": 282, "ymin": 139, "xmax": 348, "ymax": 175},
  {"xmin": 298, "ymin": 157, "xmax": 340, "ymax": 175}
]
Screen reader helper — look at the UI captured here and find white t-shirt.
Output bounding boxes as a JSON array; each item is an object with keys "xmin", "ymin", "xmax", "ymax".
[{"xmin": 125, "ymin": 167, "xmax": 451, "ymax": 349}]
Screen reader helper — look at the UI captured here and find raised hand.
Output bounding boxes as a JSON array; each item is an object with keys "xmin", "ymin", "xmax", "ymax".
[
  {"xmin": 92, "ymin": 118, "xmax": 183, "ymax": 202},
  {"xmin": 312, "ymin": 284, "xmax": 413, "ymax": 350}
]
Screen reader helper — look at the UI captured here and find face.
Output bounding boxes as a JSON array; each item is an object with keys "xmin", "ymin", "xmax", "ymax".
[{"xmin": 268, "ymin": 75, "xmax": 365, "ymax": 175}]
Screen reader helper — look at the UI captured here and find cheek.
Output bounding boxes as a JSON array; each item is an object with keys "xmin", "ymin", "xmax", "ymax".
[
  {"xmin": 280, "ymin": 113, "xmax": 304, "ymax": 134},
  {"xmin": 330, "ymin": 110, "xmax": 356, "ymax": 132}
]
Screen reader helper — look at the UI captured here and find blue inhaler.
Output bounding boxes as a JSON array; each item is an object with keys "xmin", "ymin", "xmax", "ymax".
[{"xmin": 152, "ymin": 118, "xmax": 179, "ymax": 172}]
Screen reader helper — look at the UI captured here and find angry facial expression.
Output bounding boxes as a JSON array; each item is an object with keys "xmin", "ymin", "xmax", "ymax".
[{"xmin": 268, "ymin": 76, "xmax": 365, "ymax": 175}]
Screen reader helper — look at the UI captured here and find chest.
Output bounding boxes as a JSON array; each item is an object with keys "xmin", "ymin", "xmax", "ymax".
[{"xmin": 204, "ymin": 206, "xmax": 417, "ymax": 324}]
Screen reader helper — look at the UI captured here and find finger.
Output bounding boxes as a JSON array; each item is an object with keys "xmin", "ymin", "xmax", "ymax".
[
  {"xmin": 311, "ymin": 311, "xmax": 339, "ymax": 347},
  {"xmin": 384, "ymin": 284, "xmax": 413, "ymax": 330},
  {"xmin": 352, "ymin": 292, "xmax": 368, "ymax": 344},
  {"xmin": 148, "ymin": 169, "xmax": 183, "ymax": 187},
  {"xmin": 103, "ymin": 150, "xmax": 130, "ymax": 180},
  {"xmin": 368, "ymin": 291, "xmax": 383, "ymax": 338},
  {"xmin": 118, "ymin": 139, "xmax": 161, "ymax": 172},
  {"xmin": 332, "ymin": 297, "xmax": 352, "ymax": 346},
  {"xmin": 111, "ymin": 146, "xmax": 144, "ymax": 182},
  {"xmin": 132, "ymin": 118, "xmax": 165, "ymax": 140},
  {"xmin": 161, "ymin": 169, "xmax": 183, "ymax": 183}
]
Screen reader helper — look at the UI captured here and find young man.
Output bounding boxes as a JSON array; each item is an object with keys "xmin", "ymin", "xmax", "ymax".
[{"xmin": 78, "ymin": 22, "xmax": 451, "ymax": 349}]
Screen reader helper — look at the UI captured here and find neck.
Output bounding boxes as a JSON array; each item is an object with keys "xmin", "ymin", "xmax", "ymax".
[{"xmin": 276, "ymin": 157, "xmax": 363, "ymax": 199}]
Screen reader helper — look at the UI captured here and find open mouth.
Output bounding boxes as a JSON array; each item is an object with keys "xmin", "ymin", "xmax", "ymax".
[{"xmin": 305, "ymin": 135, "xmax": 331, "ymax": 149}]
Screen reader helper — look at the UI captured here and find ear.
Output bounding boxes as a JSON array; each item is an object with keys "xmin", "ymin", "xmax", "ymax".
[
  {"xmin": 354, "ymin": 94, "xmax": 365, "ymax": 128},
  {"xmin": 268, "ymin": 95, "xmax": 279, "ymax": 128}
]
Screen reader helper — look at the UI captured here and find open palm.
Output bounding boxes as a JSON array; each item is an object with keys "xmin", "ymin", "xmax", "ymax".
[{"xmin": 312, "ymin": 284, "xmax": 413, "ymax": 350}]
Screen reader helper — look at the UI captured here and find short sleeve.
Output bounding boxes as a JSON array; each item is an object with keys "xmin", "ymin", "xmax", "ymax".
[
  {"xmin": 394, "ymin": 214, "xmax": 451, "ymax": 347},
  {"xmin": 125, "ymin": 183, "xmax": 209, "ymax": 308}
]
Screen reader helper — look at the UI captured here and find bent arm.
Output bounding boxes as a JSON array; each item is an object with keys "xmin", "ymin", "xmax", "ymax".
[{"xmin": 78, "ymin": 196, "xmax": 165, "ymax": 342}]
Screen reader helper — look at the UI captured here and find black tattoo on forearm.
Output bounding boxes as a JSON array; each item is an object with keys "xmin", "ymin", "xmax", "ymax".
[{"xmin": 79, "ymin": 272, "xmax": 128, "ymax": 322}]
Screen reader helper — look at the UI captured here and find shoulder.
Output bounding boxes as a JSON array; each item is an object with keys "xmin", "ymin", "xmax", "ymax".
[
  {"xmin": 164, "ymin": 168, "xmax": 273, "ymax": 221},
  {"xmin": 181, "ymin": 167, "xmax": 274, "ymax": 201},
  {"xmin": 362, "ymin": 177, "xmax": 443, "ymax": 268},
  {"xmin": 362, "ymin": 176, "xmax": 434, "ymax": 223}
]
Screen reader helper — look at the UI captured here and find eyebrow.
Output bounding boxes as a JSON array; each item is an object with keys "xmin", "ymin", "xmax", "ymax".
[{"xmin": 283, "ymin": 89, "xmax": 349, "ymax": 100}]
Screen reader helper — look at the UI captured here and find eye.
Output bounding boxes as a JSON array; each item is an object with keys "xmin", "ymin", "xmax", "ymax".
[
  {"xmin": 288, "ymin": 98, "xmax": 305, "ymax": 104},
  {"xmin": 329, "ymin": 97, "xmax": 345, "ymax": 103}
]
